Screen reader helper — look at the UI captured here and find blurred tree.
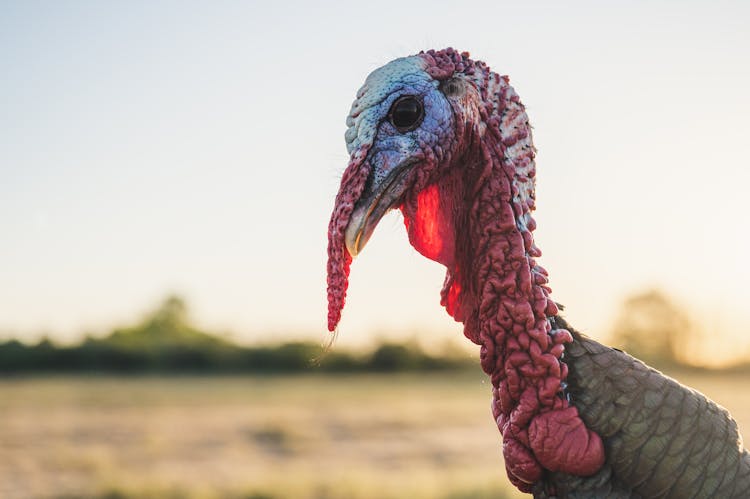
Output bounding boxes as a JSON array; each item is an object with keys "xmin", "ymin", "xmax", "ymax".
[
  {"xmin": 107, "ymin": 294, "xmax": 226, "ymax": 349},
  {"xmin": 371, "ymin": 342, "xmax": 423, "ymax": 371},
  {"xmin": 610, "ymin": 289, "xmax": 693, "ymax": 367},
  {"xmin": 147, "ymin": 294, "xmax": 189, "ymax": 330}
]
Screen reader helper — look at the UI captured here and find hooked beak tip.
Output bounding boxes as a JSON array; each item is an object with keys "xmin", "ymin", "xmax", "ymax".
[
  {"xmin": 341, "ymin": 157, "xmax": 415, "ymax": 260},
  {"xmin": 344, "ymin": 220, "xmax": 363, "ymax": 258}
]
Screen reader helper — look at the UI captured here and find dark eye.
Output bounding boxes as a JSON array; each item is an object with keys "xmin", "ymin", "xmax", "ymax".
[{"xmin": 389, "ymin": 96, "xmax": 423, "ymax": 132}]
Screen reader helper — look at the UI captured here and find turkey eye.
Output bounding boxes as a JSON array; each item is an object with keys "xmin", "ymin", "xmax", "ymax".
[{"xmin": 389, "ymin": 96, "xmax": 423, "ymax": 132}]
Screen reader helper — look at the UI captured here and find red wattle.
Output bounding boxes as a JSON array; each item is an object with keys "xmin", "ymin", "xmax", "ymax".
[
  {"xmin": 403, "ymin": 181, "xmax": 464, "ymax": 322},
  {"xmin": 402, "ymin": 183, "xmax": 455, "ymax": 267},
  {"xmin": 529, "ymin": 407, "xmax": 605, "ymax": 476}
]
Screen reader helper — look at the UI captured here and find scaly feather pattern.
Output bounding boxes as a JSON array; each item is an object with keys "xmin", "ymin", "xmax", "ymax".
[{"xmin": 531, "ymin": 317, "xmax": 750, "ymax": 497}]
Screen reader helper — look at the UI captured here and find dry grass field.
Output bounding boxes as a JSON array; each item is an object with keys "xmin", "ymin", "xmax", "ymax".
[{"xmin": 1, "ymin": 370, "xmax": 749, "ymax": 499}]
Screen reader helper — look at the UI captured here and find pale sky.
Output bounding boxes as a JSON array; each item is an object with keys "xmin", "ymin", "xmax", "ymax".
[{"xmin": 1, "ymin": 1, "xmax": 749, "ymax": 354}]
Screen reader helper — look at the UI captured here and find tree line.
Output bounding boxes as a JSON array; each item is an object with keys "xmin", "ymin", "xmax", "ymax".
[
  {"xmin": 0, "ymin": 296, "xmax": 473, "ymax": 373},
  {"xmin": 1, "ymin": 291, "xmax": 745, "ymax": 373}
]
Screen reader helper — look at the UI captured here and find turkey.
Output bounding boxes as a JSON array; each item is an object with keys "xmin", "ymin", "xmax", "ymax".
[{"xmin": 325, "ymin": 48, "xmax": 750, "ymax": 498}]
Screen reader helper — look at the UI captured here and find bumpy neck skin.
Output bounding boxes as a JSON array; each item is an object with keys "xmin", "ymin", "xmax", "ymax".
[{"xmin": 416, "ymin": 50, "xmax": 605, "ymax": 492}]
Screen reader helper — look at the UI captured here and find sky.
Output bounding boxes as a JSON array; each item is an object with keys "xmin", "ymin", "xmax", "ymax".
[{"xmin": 1, "ymin": 1, "xmax": 749, "ymax": 355}]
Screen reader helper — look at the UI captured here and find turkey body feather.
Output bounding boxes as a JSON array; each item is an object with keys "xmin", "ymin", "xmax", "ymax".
[{"xmin": 535, "ymin": 318, "xmax": 750, "ymax": 498}]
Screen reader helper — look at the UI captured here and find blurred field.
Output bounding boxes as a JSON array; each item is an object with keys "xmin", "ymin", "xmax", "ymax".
[{"xmin": 1, "ymin": 371, "xmax": 749, "ymax": 499}]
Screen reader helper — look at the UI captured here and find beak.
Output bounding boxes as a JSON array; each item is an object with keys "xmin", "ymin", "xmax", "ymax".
[
  {"xmin": 327, "ymin": 144, "xmax": 418, "ymax": 332},
  {"xmin": 344, "ymin": 153, "xmax": 415, "ymax": 257}
]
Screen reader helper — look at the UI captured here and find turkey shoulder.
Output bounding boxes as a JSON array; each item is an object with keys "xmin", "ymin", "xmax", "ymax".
[{"xmin": 533, "ymin": 318, "xmax": 750, "ymax": 498}]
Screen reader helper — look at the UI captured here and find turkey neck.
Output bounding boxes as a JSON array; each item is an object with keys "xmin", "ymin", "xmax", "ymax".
[
  {"xmin": 440, "ymin": 82, "xmax": 605, "ymax": 486},
  {"xmin": 454, "ymin": 148, "xmax": 567, "ymax": 401},
  {"xmin": 464, "ymin": 183, "xmax": 561, "ymax": 382}
]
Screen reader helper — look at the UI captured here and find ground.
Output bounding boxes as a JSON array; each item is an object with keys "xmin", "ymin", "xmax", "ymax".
[{"xmin": 1, "ymin": 371, "xmax": 748, "ymax": 499}]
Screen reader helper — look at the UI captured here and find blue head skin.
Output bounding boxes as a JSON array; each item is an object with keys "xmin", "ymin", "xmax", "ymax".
[{"xmin": 342, "ymin": 55, "xmax": 467, "ymax": 258}]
